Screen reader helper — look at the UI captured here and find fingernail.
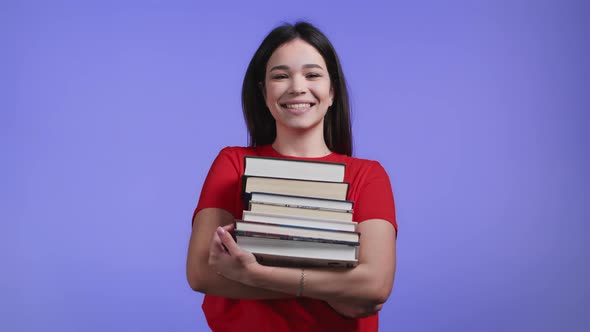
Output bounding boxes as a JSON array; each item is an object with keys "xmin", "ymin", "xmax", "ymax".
[{"xmin": 217, "ymin": 227, "xmax": 225, "ymax": 235}]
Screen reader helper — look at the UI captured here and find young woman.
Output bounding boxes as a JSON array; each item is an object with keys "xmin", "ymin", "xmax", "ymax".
[{"xmin": 186, "ymin": 22, "xmax": 397, "ymax": 332}]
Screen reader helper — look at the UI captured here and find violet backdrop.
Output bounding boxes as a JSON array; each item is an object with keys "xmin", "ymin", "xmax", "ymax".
[{"xmin": 3, "ymin": 0, "xmax": 589, "ymax": 331}]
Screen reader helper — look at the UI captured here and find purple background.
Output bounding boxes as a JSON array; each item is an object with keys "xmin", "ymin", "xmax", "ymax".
[{"xmin": 4, "ymin": 0, "xmax": 589, "ymax": 331}]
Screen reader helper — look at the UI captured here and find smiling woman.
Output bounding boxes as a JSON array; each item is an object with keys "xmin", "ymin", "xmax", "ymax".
[
  {"xmin": 186, "ymin": 22, "xmax": 397, "ymax": 332},
  {"xmin": 264, "ymin": 40, "xmax": 334, "ymax": 138},
  {"xmin": 241, "ymin": 21, "xmax": 353, "ymax": 157}
]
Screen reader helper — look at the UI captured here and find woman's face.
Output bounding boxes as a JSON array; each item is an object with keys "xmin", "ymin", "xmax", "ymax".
[{"xmin": 263, "ymin": 39, "xmax": 334, "ymax": 133}]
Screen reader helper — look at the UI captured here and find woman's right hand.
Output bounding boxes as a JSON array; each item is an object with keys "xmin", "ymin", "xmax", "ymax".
[{"xmin": 208, "ymin": 224, "xmax": 258, "ymax": 284}]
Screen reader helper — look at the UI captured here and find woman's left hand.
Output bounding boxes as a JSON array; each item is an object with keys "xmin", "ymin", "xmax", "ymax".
[
  {"xmin": 208, "ymin": 224, "xmax": 258, "ymax": 283},
  {"xmin": 327, "ymin": 300, "xmax": 383, "ymax": 319}
]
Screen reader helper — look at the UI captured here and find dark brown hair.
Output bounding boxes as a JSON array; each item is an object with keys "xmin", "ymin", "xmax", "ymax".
[{"xmin": 241, "ymin": 22, "xmax": 353, "ymax": 156}]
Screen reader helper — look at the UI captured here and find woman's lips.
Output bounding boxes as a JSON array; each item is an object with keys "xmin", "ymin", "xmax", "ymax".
[{"xmin": 280, "ymin": 103, "xmax": 314, "ymax": 115}]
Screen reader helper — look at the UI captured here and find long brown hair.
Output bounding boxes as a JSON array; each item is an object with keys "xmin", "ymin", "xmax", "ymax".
[{"xmin": 241, "ymin": 22, "xmax": 353, "ymax": 156}]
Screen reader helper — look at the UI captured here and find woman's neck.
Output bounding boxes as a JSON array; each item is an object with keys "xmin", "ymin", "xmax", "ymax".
[{"xmin": 272, "ymin": 125, "xmax": 331, "ymax": 158}]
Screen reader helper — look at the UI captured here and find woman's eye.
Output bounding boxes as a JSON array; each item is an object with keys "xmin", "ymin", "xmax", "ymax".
[
  {"xmin": 272, "ymin": 74, "xmax": 288, "ymax": 80},
  {"xmin": 306, "ymin": 73, "xmax": 321, "ymax": 78}
]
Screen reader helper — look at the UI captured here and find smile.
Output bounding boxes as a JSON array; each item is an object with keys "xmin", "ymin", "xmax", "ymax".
[{"xmin": 280, "ymin": 103, "xmax": 315, "ymax": 109}]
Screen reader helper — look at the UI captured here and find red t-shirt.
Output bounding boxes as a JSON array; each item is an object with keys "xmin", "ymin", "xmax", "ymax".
[{"xmin": 194, "ymin": 145, "xmax": 397, "ymax": 332}]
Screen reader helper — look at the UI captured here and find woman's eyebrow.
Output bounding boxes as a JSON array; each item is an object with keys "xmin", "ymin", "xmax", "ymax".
[
  {"xmin": 302, "ymin": 64, "xmax": 324, "ymax": 70},
  {"xmin": 269, "ymin": 65, "xmax": 289, "ymax": 72},
  {"xmin": 269, "ymin": 64, "xmax": 324, "ymax": 72}
]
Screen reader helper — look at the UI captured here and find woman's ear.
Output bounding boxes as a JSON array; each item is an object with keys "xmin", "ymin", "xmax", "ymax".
[{"xmin": 329, "ymin": 87, "xmax": 334, "ymax": 106}]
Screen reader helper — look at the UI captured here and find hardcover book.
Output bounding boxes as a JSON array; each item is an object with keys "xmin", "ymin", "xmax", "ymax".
[
  {"xmin": 236, "ymin": 232, "xmax": 358, "ymax": 268},
  {"xmin": 249, "ymin": 201, "xmax": 353, "ymax": 222},
  {"xmin": 249, "ymin": 192, "xmax": 354, "ymax": 212},
  {"xmin": 235, "ymin": 220, "xmax": 360, "ymax": 244},
  {"xmin": 242, "ymin": 210, "xmax": 356, "ymax": 232},
  {"xmin": 244, "ymin": 156, "xmax": 345, "ymax": 182},
  {"xmin": 243, "ymin": 176, "xmax": 349, "ymax": 201}
]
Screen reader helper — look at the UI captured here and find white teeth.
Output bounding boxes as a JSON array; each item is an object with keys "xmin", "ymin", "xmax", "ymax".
[{"xmin": 283, "ymin": 103, "xmax": 311, "ymax": 109}]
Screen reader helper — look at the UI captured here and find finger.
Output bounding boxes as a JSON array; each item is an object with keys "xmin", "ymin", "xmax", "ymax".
[
  {"xmin": 216, "ymin": 226, "xmax": 240, "ymax": 255},
  {"xmin": 359, "ymin": 306, "xmax": 380, "ymax": 318},
  {"xmin": 222, "ymin": 223, "xmax": 235, "ymax": 232},
  {"xmin": 210, "ymin": 229, "xmax": 227, "ymax": 254}
]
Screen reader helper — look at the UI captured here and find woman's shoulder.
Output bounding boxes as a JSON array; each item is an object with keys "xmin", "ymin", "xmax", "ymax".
[
  {"xmin": 218, "ymin": 145, "xmax": 256, "ymax": 155},
  {"xmin": 215, "ymin": 145, "xmax": 272, "ymax": 161},
  {"xmin": 335, "ymin": 154, "xmax": 390, "ymax": 180},
  {"xmin": 336, "ymin": 154, "xmax": 382, "ymax": 169}
]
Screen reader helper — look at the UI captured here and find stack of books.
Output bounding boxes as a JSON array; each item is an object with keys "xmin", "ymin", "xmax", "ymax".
[{"xmin": 235, "ymin": 156, "xmax": 359, "ymax": 268}]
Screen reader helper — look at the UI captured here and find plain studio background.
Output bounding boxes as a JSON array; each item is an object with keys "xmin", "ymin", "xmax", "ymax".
[{"xmin": 2, "ymin": 0, "xmax": 588, "ymax": 331}]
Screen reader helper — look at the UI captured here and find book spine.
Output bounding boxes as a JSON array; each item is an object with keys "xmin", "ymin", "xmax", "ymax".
[
  {"xmin": 237, "ymin": 219, "xmax": 359, "ymax": 236},
  {"xmin": 235, "ymin": 229, "xmax": 359, "ymax": 246},
  {"xmin": 251, "ymin": 201, "xmax": 353, "ymax": 213},
  {"xmin": 250, "ymin": 191, "xmax": 355, "ymax": 209},
  {"xmin": 244, "ymin": 156, "xmax": 347, "ymax": 168},
  {"xmin": 254, "ymin": 253, "xmax": 357, "ymax": 268}
]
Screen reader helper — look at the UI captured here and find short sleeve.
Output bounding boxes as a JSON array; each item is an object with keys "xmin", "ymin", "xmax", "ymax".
[
  {"xmin": 192, "ymin": 147, "xmax": 242, "ymax": 224},
  {"xmin": 354, "ymin": 161, "xmax": 397, "ymax": 232}
]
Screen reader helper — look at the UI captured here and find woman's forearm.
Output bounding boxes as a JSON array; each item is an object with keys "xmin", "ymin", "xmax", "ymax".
[
  {"xmin": 214, "ymin": 219, "xmax": 396, "ymax": 306},
  {"xmin": 246, "ymin": 261, "xmax": 390, "ymax": 305},
  {"xmin": 188, "ymin": 267, "xmax": 293, "ymax": 300}
]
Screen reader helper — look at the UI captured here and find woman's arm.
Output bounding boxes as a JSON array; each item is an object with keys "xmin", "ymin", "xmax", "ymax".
[
  {"xmin": 211, "ymin": 218, "xmax": 396, "ymax": 307},
  {"xmin": 186, "ymin": 207, "xmax": 293, "ymax": 299}
]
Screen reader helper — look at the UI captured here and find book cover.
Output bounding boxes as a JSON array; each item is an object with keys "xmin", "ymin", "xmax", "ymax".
[
  {"xmin": 249, "ymin": 191, "xmax": 354, "ymax": 212},
  {"xmin": 242, "ymin": 211, "xmax": 357, "ymax": 232},
  {"xmin": 242, "ymin": 175, "xmax": 350, "ymax": 201},
  {"xmin": 249, "ymin": 202, "xmax": 353, "ymax": 222},
  {"xmin": 244, "ymin": 156, "xmax": 346, "ymax": 183},
  {"xmin": 236, "ymin": 219, "xmax": 359, "ymax": 241},
  {"xmin": 234, "ymin": 229, "xmax": 360, "ymax": 246},
  {"xmin": 251, "ymin": 252, "xmax": 357, "ymax": 268},
  {"xmin": 236, "ymin": 233, "xmax": 358, "ymax": 267}
]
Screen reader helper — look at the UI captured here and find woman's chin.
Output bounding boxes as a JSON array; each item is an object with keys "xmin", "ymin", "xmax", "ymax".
[{"xmin": 277, "ymin": 119, "xmax": 324, "ymax": 132}]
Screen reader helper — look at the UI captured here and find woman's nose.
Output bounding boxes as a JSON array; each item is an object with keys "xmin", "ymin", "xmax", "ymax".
[{"xmin": 288, "ymin": 76, "xmax": 306, "ymax": 95}]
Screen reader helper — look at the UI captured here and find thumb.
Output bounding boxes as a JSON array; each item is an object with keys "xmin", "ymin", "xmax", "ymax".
[
  {"xmin": 216, "ymin": 226, "xmax": 240, "ymax": 256},
  {"xmin": 222, "ymin": 223, "xmax": 235, "ymax": 232}
]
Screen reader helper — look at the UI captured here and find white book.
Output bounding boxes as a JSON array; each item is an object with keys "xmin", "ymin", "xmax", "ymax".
[
  {"xmin": 243, "ymin": 176, "xmax": 349, "ymax": 201},
  {"xmin": 236, "ymin": 221, "xmax": 359, "ymax": 243},
  {"xmin": 244, "ymin": 156, "xmax": 345, "ymax": 182},
  {"xmin": 242, "ymin": 210, "xmax": 356, "ymax": 232},
  {"xmin": 236, "ymin": 235, "xmax": 358, "ymax": 268},
  {"xmin": 249, "ymin": 192, "xmax": 354, "ymax": 212},
  {"xmin": 249, "ymin": 202, "xmax": 353, "ymax": 222}
]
